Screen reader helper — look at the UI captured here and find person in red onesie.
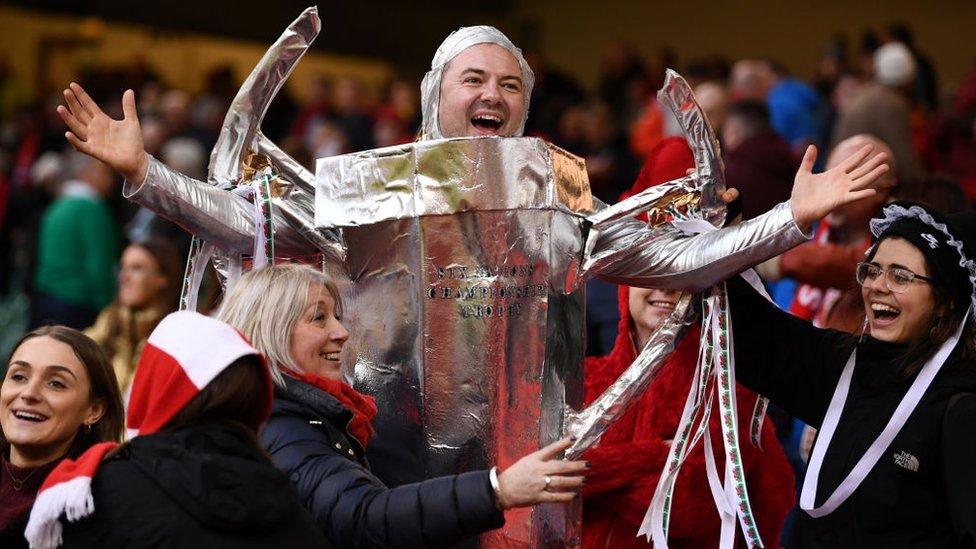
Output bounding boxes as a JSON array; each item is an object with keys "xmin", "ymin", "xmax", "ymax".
[{"xmin": 582, "ymin": 136, "xmax": 796, "ymax": 548}]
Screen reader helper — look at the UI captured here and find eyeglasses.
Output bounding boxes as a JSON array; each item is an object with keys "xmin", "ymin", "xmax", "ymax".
[{"xmin": 855, "ymin": 262, "xmax": 933, "ymax": 293}]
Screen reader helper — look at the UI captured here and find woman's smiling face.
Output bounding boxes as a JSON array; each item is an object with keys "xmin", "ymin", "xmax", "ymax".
[
  {"xmin": 861, "ymin": 237, "xmax": 939, "ymax": 344},
  {"xmin": 289, "ymin": 284, "xmax": 350, "ymax": 381},
  {"xmin": 1, "ymin": 336, "xmax": 105, "ymax": 467},
  {"xmin": 629, "ymin": 287, "xmax": 682, "ymax": 348}
]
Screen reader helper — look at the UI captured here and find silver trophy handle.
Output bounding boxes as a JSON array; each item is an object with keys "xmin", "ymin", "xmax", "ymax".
[
  {"xmin": 569, "ymin": 70, "xmax": 727, "ymax": 456},
  {"xmin": 565, "ymin": 293, "xmax": 694, "ymax": 458},
  {"xmin": 208, "ymin": 6, "xmax": 321, "ymax": 187},
  {"xmin": 579, "ymin": 70, "xmax": 726, "ymax": 280}
]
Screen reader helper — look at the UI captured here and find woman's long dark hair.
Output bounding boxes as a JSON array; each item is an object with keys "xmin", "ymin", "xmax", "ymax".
[
  {"xmin": 898, "ymin": 284, "xmax": 976, "ymax": 378},
  {"xmin": 2, "ymin": 326, "xmax": 125, "ymax": 460}
]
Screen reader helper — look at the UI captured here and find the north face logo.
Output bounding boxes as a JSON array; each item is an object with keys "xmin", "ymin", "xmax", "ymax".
[{"xmin": 894, "ymin": 451, "xmax": 920, "ymax": 472}]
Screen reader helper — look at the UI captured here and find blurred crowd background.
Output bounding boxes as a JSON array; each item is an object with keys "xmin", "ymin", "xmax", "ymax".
[
  {"xmin": 1, "ymin": 2, "xmax": 975, "ymax": 362},
  {"xmin": 1, "ymin": 4, "xmax": 975, "ymax": 545}
]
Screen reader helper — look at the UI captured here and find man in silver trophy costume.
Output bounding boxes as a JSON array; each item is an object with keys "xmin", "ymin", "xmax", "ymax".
[
  {"xmin": 57, "ymin": 25, "xmax": 884, "ymax": 290},
  {"xmin": 57, "ymin": 12, "xmax": 889, "ymax": 547}
]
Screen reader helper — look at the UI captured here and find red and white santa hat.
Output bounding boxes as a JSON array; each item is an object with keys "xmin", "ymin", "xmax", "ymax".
[{"xmin": 25, "ymin": 311, "xmax": 271, "ymax": 549}]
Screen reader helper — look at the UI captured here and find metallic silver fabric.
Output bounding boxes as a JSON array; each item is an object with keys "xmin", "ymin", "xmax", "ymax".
[
  {"xmin": 319, "ymin": 138, "xmax": 589, "ymax": 547},
  {"xmin": 208, "ymin": 6, "xmax": 320, "ymax": 186},
  {"xmin": 124, "ymin": 155, "xmax": 333, "ymax": 257},
  {"xmin": 256, "ymin": 131, "xmax": 346, "ymax": 263},
  {"xmin": 124, "ymin": 155, "xmax": 254, "ymax": 253},
  {"xmin": 580, "ymin": 70, "xmax": 807, "ymax": 290},
  {"xmin": 565, "ymin": 294, "xmax": 694, "ymax": 458},
  {"xmin": 315, "ymin": 137, "xmax": 593, "ymax": 230},
  {"xmin": 658, "ymin": 69, "xmax": 726, "ymax": 227},
  {"xmin": 586, "ymin": 200, "xmax": 807, "ymax": 292},
  {"xmin": 124, "ymin": 4, "xmax": 343, "ymax": 294},
  {"xmin": 419, "ymin": 26, "xmax": 534, "ymax": 140}
]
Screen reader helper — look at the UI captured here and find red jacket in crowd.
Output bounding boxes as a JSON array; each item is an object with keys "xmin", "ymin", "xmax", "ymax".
[{"xmin": 581, "ymin": 285, "xmax": 796, "ymax": 548}]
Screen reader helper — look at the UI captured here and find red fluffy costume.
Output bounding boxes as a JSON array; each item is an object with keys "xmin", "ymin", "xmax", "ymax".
[{"xmin": 581, "ymin": 137, "xmax": 795, "ymax": 548}]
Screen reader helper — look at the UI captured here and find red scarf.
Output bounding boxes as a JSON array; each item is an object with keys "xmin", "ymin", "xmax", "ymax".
[{"xmin": 292, "ymin": 372, "xmax": 378, "ymax": 449}]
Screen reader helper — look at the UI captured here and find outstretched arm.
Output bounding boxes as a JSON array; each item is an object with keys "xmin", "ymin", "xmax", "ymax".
[
  {"xmin": 57, "ymin": 83, "xmax": 149, "ymax": 183},
  {"xmin": 591, "ymin": 145, "xmax": 888, "ymax": 291}
]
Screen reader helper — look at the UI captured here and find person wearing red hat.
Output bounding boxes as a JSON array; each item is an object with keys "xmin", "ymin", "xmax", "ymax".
[
  {"xmin": 24, "ymin": 311, "xmax": 329, "ymax": 549},
  {"xmin": 581, "ymin": 137, "xmax": 795, "ymax": 548}
]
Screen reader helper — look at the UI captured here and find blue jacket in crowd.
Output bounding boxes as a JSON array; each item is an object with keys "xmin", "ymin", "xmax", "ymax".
[{"xmin": 260, "ymin": 376, "xmax": 505, "ymax": 548}]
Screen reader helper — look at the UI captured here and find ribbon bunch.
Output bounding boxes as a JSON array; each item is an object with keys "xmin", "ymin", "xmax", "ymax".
[
  {"xmin": 636, "ymin": 217, "xmax": 770, "ymax": 548},
  {"xmin": 638, "ymin": 283, "xmax": 764, "ymax": 549},
  {"xmin": 178, "ymin": 168, "xmax": 278, "ymax": 312}
]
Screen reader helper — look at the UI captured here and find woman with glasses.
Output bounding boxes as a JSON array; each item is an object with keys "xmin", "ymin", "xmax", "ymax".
[{"xmin": 725, "ymin": 201, "xmax": 976, "ymax": 548}]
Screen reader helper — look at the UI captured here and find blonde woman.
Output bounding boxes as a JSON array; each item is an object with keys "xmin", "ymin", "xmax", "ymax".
[{"xmin": 218, "ymin": 264, "xmax": 587, "ymax": 548}]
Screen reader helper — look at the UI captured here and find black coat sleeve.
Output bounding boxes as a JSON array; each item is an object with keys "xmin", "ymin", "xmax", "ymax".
[
  {"xmin": 60, "ymin": 461, "xmax": 172, "ymax": 548},
  {"xmin": 264, "ymin": 417, "xmax": 504, "ymax": 548},
  {"xmin": 726, "ymin": 275, "xmax": 856, "ymax": 427},
  {"xmin": 942, "ymin": 393, "xmax": 976, "ymax": 547}
]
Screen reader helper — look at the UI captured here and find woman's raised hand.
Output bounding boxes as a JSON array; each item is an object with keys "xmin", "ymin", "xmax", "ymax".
[
  {"xmin": 790, "ymin": 144, "xmax": 889, "ymax": 231},
  {"xmin": 57, "ymin": 83, "xmax": 148, "ymax": 183},
  {"xmin": 493, "ymin": 437, "xmax": 587, "ymax": 510}
]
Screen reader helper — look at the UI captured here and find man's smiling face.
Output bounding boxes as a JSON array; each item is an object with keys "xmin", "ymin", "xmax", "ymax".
[{"xmin": 437, "ymin": 43, "xmax": 526, "ymax": 138}]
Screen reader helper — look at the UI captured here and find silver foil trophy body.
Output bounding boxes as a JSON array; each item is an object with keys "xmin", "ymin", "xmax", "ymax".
[{"xmin": 316, "ymin": 137, "xmax": 593, "ymax": 547}]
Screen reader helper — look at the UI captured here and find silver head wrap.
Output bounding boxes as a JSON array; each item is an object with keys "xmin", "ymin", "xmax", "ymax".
[{"xmin": 420, "ymin": 25, "xmax": 535, "ymax": 140}]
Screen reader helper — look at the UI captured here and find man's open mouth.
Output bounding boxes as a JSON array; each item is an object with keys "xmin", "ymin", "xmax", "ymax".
[{"xmin": 471, "ymin": 114, "xmax": 503, "ymax": 132}]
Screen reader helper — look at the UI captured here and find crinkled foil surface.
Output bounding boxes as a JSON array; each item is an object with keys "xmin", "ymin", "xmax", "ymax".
[
  {"xmin": 315, "ymin": 137, "xmax": 594, "ymax": 229},
  {"xmin": 317, "ymin": 137, "xmax": 591, "ymax": 547}
]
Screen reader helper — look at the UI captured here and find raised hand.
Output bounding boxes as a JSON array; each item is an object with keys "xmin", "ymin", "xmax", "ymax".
[
  {"xmin": 57, "ymin": 83, "xmax": 148, "ymax": 183},
  {"xmin": 493, "ymin": 437, "xmax": 587, "ymax": 509},
  {"xmin": 790, "ymin": 144, "xmax": 888, "ymax": 231}
]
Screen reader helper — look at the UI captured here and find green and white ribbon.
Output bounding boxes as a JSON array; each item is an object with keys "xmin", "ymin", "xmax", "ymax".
[
  {"xmin": 749, "ymin": 396, "xmax": 769, "ymax": 449},
  {"xmin": 642, "ymin": 290, "xmax": 719, "ymax": 545},
  {"xmin": 710, "ymin": 284, "xmax": 762, "ymax": 547},
  {"xmin": 177, "ymin": 170, "xmax": 278, "ymax": 310},
  {"xmin": 639, "ymin": 283, "xmax": 764, "ymax": 549}
]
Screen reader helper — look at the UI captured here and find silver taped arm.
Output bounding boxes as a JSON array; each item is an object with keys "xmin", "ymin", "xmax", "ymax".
[
  {"xmin": 124, "ymin": 155, "xmax": 321, "ymax": 256},
  {"xmin": 587, "ymin": 200, "xmax": 810, "ymax": 292},
  {"xmin": 208, "ymin": 7, "xmax": 320, "ymax": 186},
  {"xmin": 124, "ymin": 155, "xmax": 254, "ymax": 253}
]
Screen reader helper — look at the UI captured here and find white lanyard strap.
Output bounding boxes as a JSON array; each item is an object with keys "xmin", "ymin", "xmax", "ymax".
[{"xmin": 800, "ymin": 310, "xmax": 969, "ymax": 517}]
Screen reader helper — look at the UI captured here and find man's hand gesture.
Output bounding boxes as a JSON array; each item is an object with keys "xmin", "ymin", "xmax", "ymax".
[{"xmin": 57, "ymin": 83, "xmax": 148, "ymax": 183}]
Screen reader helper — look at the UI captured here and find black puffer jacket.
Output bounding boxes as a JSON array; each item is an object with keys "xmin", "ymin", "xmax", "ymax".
[
  {"xmin": 60, "ymin": 421, "xmax": 328, "ymax": 548},
  {"xmin": 727, "ymin": 276, "xmax": 976, "ymax": 548},
  {"xmin": 260, "ymin": 376, "xmax": 505, "ymax": 548}
]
